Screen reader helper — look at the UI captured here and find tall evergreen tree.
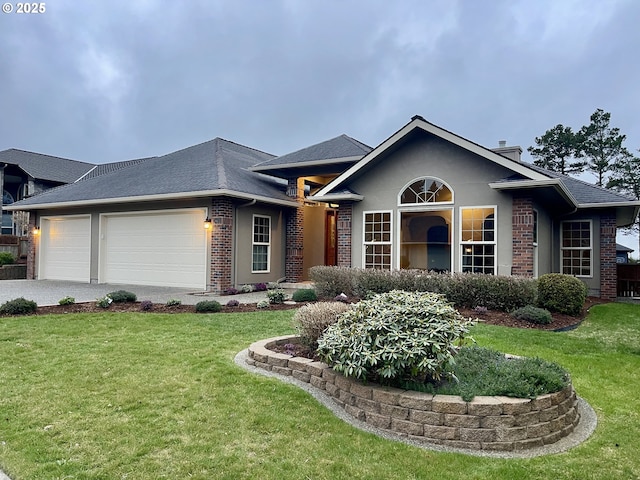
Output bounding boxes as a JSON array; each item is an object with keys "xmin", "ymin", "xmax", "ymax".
[
  {"xmin": 527, "ymin": 124, "xmax": 584, "ymax": 175},
  {"xmin": 607, "ymin": 150, "xmax": 640, "ymax": 254},
  {"xmin": 577, "ymin": 109, "xmax": 630, "ymax": 187}
]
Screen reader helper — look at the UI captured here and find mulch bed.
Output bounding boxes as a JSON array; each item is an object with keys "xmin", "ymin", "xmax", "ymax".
[{"xmin": 16, "ymin": 297, "xmax": 607, "ymax": 332}]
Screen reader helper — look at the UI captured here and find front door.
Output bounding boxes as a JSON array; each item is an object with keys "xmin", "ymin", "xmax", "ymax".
[{"xmin": 325, "ymin": 210, "xmax": 337, "ymax": 266}]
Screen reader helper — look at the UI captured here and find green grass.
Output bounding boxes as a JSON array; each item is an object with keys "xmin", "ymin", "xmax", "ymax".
[{"xmin": 0, "ymin": 303, "xmax": 639, "ymax": 479}]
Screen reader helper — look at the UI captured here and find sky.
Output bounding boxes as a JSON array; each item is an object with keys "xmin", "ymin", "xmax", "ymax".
[{"xmin": 1, "ymin": 0, "xmax": 639, "ymax": 252}]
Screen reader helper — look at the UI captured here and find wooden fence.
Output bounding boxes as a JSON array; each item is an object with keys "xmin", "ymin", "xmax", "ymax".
[{"xmin": 618, "ymin": 264, "xmax": 640, "ymax": 298}]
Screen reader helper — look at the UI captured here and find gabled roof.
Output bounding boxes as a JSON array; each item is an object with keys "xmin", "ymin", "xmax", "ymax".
[
  {"xmin": 7, "ymin": 138, "xmax": 298, "ymax": 210},
  {"xmin": 313, "ymin": 116, "xmax": 550, "ymax": 199},
  {"xmin": 76, "ymin": 157, "xmax": 155, "ymax": 181},
  {"xmin": 0, "ymin": 148, "xmax": 95, "ymax": 184},
  {"xmin": 250, "ymin": 134, "xmax": 372, "ymax": 178},
  {"xmin": 617, "ymin": 243, "xmax": 634, "ymax": 253}
]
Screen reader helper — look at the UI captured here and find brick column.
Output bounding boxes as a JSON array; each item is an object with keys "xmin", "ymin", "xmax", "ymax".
[
  {"xmin": 512, "ymin": 196, "xmax": 534, "ymax": 277},
  {"xmin": 210, "ymin": 198, "xmax": 234, "ymax": 293},
  {"xmin": 26, "ymin": 214, "xmax": 36, "ymax": 279},
  {"xmin": 599, "ymin": 212, "xmax": 617, "ymax": 300},
  {"xmin": 285, "ymin": 178, "xmax": 304, "ymax": 282},
  {"xmin": 337, "ymin": 203, "xmax": 352, "ymax": 267}
]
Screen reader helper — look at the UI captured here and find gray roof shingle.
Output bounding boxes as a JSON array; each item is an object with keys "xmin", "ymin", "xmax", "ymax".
[
  {"xmin": 0, "ymin": 148, "xmax": 95, "ymax": 183},
  {"xmin": 11, "ymin": 138, "xmax": 294, "ymax": 208}
]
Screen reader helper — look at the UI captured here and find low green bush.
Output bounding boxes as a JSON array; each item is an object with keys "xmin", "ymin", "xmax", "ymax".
[
  {"xmin": 107, "ymin": 290, "xmax": 137, "ymax": 303},
  {"xmin": 537, "ymin": 273, "xmax": 587, "ymax": 316},
  {"xmin": 166, "ymin": 299, "xmax": 181, "ymax": 307},
  {"xmin": 0, "ymin": 251, "xmax": 15, "ymax": 266},
  {"xmin": 96, "ymin": 295, "xmax": 112, "ymax": 309},
  {"xmin": 291, "ymin": 289, "xmax": 317, "ymax": 302},
  {"xmin": 256, "ymin": 299, "xmax": 270, "ymax": 309},
  {"xmin": 0, "ymin": 297, "xmax": 38, "ymax": 315},
  {"xmin": 58, "ymin": 296, "xmax": 75, "ymax": 306},
  {"xmin": 512, "ymin": 305, "xmax": 553, "ymax": 325},
  {"xmin": 293, "ymin": 301, "xmax": 351, "ymax": 350},
  {"xmin": 317, "ymin": 290, "xmax": 473, "ymax": 383},
  {"xmin": 195, "ymin": 300, "xmax": 222, "ymax": 313},
  {"xmin": 267, "ymin": 289, "xmax": 286, "ymax": 304},
  {"xmin": 240, "ymin": 284, "xmax": 255, "ymax": 293}
]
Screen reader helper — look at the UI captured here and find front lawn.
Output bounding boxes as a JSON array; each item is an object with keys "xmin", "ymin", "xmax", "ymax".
[{"xmin": 0, "ymin": 304, "xmax": 639, "ymax": 479}]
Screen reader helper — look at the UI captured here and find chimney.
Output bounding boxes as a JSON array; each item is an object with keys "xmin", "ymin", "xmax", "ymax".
[{"xmin": 491, "ymin": 141, "xmax": 522, "ymax": 162}]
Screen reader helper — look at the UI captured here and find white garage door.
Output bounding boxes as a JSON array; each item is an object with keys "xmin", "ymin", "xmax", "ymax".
[
  {"xmin": 39, "ymin": 215, "xmax": 91, "ymax": 282},
  {"xmin": 100, "ymin": 209, "xmax": 207, "ymax": 289}
]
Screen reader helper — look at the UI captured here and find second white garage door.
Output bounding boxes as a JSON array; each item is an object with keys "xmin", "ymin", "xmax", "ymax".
[{"xmin": 100, "ymin": 209, "xmax": 208, "ymax": 289}]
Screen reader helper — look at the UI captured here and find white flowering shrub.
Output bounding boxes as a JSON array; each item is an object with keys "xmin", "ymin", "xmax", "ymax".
[
  {"xmin": 317, "ymin": 290, "xmax": 473, "ymax": 383},
  {"xmin": 293, "ymin": 301, "xmax": 351, "ymax": 350}
]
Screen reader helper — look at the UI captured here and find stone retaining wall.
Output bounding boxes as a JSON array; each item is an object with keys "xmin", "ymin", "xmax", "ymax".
[{"xmin": 247, "ymin": 335, "xmax": 580, "ymax": 452}]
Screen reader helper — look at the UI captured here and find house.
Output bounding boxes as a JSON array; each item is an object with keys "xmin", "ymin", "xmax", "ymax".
[
  {"xmin": 0, "ymin": 149, "xmax": 150, "ymax": 235},
  {"xmin": 4, "ymin": 116, "xmax": 639, "ymax": 299},
  {"xmin": 616, "ymin": 243, "xmax": 634, "ymax": 264}
]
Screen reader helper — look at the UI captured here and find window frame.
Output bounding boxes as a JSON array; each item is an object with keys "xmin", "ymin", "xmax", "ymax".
[
  {"xmin": 251, "ymin": 214, "xmax": 271, "ymax": 273},
  {"xmin": 362, "ymin": 210, "xmax": 393, "ymax": 270},
  {"xmin": 560, "ymin": 220, "xmax": 593, "ymax": 278},
  {"xmin": 398, "ymin": 176, "xmax": 454, "ymax": 207},
  {"xmin": 459, "ymin": 205, "xmax": 497, "ymax": 275}
]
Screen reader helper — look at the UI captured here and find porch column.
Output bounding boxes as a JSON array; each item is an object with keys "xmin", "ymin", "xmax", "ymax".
[
  {"xmin": 600, "ymin": 212, "xmax": 617, "ymax": 300},
  {"xmin": 285, "ymin": 178, "xmax": 304, "ymax": 282},
  {"xmin": 337, "ymin": 203, "xmax": 352, "ymax": 267},
  {"xmin": 512, "ymin": 196, "xmax": 534, "ymax": 277},
  {"xmin": 210, "ymin": 197, "xmax": 234, "ymax": 294},
  {"xmin": 27, "ymin": 213, "xmax": 36, "ymax": 279}
]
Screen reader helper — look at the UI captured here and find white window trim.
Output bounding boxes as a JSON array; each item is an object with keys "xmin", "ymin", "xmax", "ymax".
[
  {"xmin": 362, "ymin": 210, "xmax": 393, "ymax": 270},
  {"xmin": 251, "ymin": 214, "xmax": 271, "ymax": 274},
  {"xmin": 459, "ymin": 205, "xmax": 497, "ymax": 275},
  {"xmin": 397, "ymin": 176, "xmax": 454, "ymax": 206},
  {"xmin": 560, "ymin": 219, "xmax": 593, "ymax": 278}
]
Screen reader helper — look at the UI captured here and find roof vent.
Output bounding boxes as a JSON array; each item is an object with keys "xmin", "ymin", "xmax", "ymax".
[{"xmin": 499, "ymin": 140, "xmax": 507, "ymax": 147}]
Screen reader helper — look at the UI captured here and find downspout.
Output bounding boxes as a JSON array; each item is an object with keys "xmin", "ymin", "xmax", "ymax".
[{"xmin": 233, "ymin": 199, "xmax": 257, "ymax": 287}]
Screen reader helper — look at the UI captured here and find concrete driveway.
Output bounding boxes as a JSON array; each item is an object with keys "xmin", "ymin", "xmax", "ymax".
[{"xmin": 0, "ymin": 279, "xmax": 236, "ymax": 306}]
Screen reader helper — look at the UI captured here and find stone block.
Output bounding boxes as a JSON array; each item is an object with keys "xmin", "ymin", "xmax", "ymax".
[
  {"xmin": 423, "ymin": 425, "xmax": 458, "ymax": 440},
  {"xmin": 380, "ymin": 404, "xmax": 409, "ymax": 420},
  {"xmin": 459, "ymin": 428, "xmax": 496, "ymax": 443},
  {"xmin": 480, "ymin": 415, "xmax": 515, "ymax": 429},
  {"xmin": 495, "ymin": 426, "xmax": 527, "ymax": 442},
  {"xmin": 325, "ymin": 383, "xmax": 340, "ymax": 397},
  {"xmin": 254, "ymin": 361, "xmax": 272, "ymax": 371},
  {"xmin": 444, "ymin": 414, "xmax": 480, "ymax": 428},
  {"xmin": 322, "ymin": 368, "xmax": 337, "ymax": 384},
  {"xmin": 443, "ymin": 440, "xmax": 482, "ymax": 450},
  {"xmin": 543, "ymin": 430, "xmax": 563, "ymax": 445},
  {"xmin": 496, "ymin": 397, "xmax": 532, "ymax": 415},
  {"xmin": 345, "ymin": 404, "xmax": 366, "ymax": 421},
  {"xmin": 391, "ymin": 418, "xmax": 423, "ymax": 436},
  {"xmin": 351, "ymin": 382, "xmax": 373, "ymax": 400},
  {"xmin": 399, "ymin": 391, "xmax": 433, "ymax": 410},
  {"xmin": 267, "ymin": 353, "xmax": 291, "ymax": 367},
  {"xmin": 432, "ymin": 395, "xmax": 467, "ymax": 414},
  {"xmin": 513, "ymin": 410, "xmax": 540, "ymax": 427},
  {"xmin": 339, "ymin": 390, "xmax": 356, "ymax": 406},
  {"xmin": 334, "ymin": 374, "xmax": 352, "ymax": 391},
  {"xmin": 272, "ymin": 366, "xmax": 291, "ymax": 376},
  {"xmin": 355, "ymin": 397, "xmax": 380, "ymax": 414},
  {"xmin": 288, "ymin": 357, "xmax": 313, "ymax": 371},
  {"xmin": 527, "ymin": 422, "xmax": 552, "ymax": 439},
  {"xmin": 310, "ymin": 375, "xmax": 326, "ymax": 390},
  {"xmin": 245, "ymin": 358, "xmax": 256, "ymax": 366},
  {"xmin": 372, "ymin": 386, "xmax": 404, "ymax": 405},
  {"xmin": 252, "ymin": 352, "xmax": 268, "ymax": 364},
  {"xmin": 513, "ymin": 438, "xmax": 544, "ymax": 450},
  {"xmin": 467, "ymin": 397, "xmax": 503, "ymax": 416},
  {"xmin": 409, "ymin": 410, "xmax": 443, "ymax": 425},
  {"xmin": 531, "ymin": 394, "xmax": 553, "ymax": 411},
  {"xmin": 365, "ymin": 412, "xmax": 391, "ymax": 429},
  {"xmin": 539, "ymin": 405, "xmax": 559, "ymax": 423},
  {"xmin": 306, "ymin": 361, "xmax": 329, "ymax": 377},
  {"xmin": 292, "ymin": 370, "xmax": 311, "ymax": 383}
]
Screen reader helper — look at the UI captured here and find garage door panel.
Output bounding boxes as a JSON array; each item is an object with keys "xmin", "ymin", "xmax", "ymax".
[
  {"xmin": 101, "ymin": 210, "xmax": 207, "ymax": 289},
  {"xmin": 39, "ymin": 216, "xmax": 91, "ymax": 282}
]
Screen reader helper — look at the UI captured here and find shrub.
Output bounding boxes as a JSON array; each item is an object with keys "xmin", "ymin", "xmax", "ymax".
[
  {"xmin": 195, "ymin": 300, "xmax": 222, "ymax": 313},
  {"xmin": 267, "ymin": 289, "xmax": 286, "ymax": 304},
  {"xmin": 240, "ymin": 284, "xmax": 255, "ymax": 293},
  {"xmin": 0, "ymin": 297, "xmax": 38, "ymax": 315},
  {"xmin": 58, "ymin": 296, "xmax": 75, "ymax": 306},
  {"xmin": 254, "ymin": 283, "xmax": 268, "ymax": 292},
  {"xmin": 537, "ymin": 273, "xmax": 587, "ymax": 316},
  {"xmin": 166, "ymin": 299, "xmax": 181, "ymax": 307},
  {"xmin": 333, "ymin": 293, "xmax": 349, "ymax": 303},
  {"xmin": 309, "ymin": 266, "xmax": 356, "ymax": 298},
  {"xmin": 96, "ymin": 295, "xmax": 112, "ymax": 309},
  {"xmin": 256, "ymin": 299, "xmax": 270, "ymax": 309},
  {"xmin": 292, "ymin": 289, "xmax": 317, "ymax": 302},
  {"xmin": 512, "ymin": 305, "xmax": 553, "ymax": 325},
  {"xmin": 0, "ymin": 251, "xmax": 15, "ymax": 266},
  {"xmin": 225, "ymin": 288, "xmax": 239, "ymax": 296},
  {"xmin": 317, "ymin": 290, "xmax": 473, "ymax": 382},
  {"xmin": 140, "ymin": 300, "xmax": 154, "ymax": 311},
  {"xmin": 267, "ymin": 282, "xmax": 280, "ymax": 290},
  {"xmin": 293, "ymin": 301, "xmax": 351, "ymax": 350},
  {"xmin": 107, "ymin": 290, "xmax": 137, "ymax": 303},
  {"xmin": 473, "ymin": 306, "xmax": 488, "ymax": 316},
  {"xmin": 226, "ymin": 299, "xmax": 240, "ymax": 307}
]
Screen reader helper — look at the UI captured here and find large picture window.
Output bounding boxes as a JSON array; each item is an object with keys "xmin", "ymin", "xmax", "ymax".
[
  {"xmin": 561, "ymin": 220, "xmax": 592, "ymax": 277},
  {"xmin": 252, "ymin": 215, "xmax": 271, "ymax": 273},
  {"xmin": 363, "ymin": 211, "xmax": 392, "ymax": 270},
  {"xmin": 460, "ymin": 207, "xmax": 496, "ymax": 274}
]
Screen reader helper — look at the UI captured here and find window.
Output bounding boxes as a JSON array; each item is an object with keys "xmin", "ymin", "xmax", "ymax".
[
  {"xmin": 363, "ymin": 211, "xmax": 392, "ymax": 270},
  {"xmin": 460, "ymin": 207, "xmax": 496, "ymax": 274},
  {"xmin": 399, "ymin": 177, "xmax": 453, "ymax": 205},
  {"xmin": 399, "ymin": 210, "xmax": 452, "ymax": 271},
  {"xmin": 561, "ymin": 220, "xmax": 592, "ymax": 277},
  {"xmin": 252, "ymin": 215, "xmax": 270, "ymax": 273}
]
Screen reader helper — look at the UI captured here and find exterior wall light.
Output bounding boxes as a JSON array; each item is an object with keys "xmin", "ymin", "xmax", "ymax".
[
  {"xmin": 33, "ymin": 225, "xmax": 40, "ymax": 235},
  {"xmin": 203, "ymin": 218, "xmax": 212, "ymax": 230}
]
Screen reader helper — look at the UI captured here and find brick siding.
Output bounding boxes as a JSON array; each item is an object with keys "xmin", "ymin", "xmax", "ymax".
[
  {"xmin": 512, "ymin": 196, "xmax": 534, "ymax": 277},
  {"xmin": 337, "ymin": 203, "xmax": 353, "ymax": 267},
  {"xmin": 210, "ymin": 198, "xmax": 234, "ymax": 293},
  {"xmin": 599, "ymin": 212, "xmax": 617, "ymax": 300},
  {"xmin": 285, "ymin": 178, "xmax": 304, "ymax": 281}
]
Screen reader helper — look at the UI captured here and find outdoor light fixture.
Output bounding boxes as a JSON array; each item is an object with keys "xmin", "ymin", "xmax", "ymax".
[
  {"xmin": 33, "ymin": 225, "xmax": 40, "ymax": 235},
  {"xmin": 203, "ymin": 217, "xmax": 212, "ymax": 229}
]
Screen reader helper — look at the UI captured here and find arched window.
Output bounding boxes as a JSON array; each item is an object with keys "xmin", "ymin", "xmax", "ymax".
[{"xmin": 399, "ymin": 177, "xmax": 453, "ymax": 205}]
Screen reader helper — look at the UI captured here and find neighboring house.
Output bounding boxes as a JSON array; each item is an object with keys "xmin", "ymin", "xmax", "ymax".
[
  {"xmin": 0, "ymin": 149, "xmax": 151, "ymax": 235},
  {"xmin": 616, "ymin": 244, "xmax": 634, "ymax": 264},
  {"xmin": 5, "ymin": 116, "xmax": 640, "ymax": 299}
]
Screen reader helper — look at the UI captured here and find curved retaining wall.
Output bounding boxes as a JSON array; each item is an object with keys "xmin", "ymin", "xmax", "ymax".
[{"xmin": 247, "ymin": 335, "xmax": 580, "ymax": 452}]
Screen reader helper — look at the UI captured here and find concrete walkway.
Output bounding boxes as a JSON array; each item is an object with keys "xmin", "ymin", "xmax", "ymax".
[{"xmin": 0, "ymin": 279, "xmax": 293, "ymax": 307}]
